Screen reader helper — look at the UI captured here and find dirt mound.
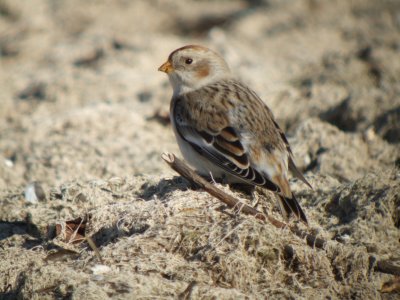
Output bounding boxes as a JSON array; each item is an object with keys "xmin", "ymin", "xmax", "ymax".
[{"xmin": 1, "ymin": 0, "xmax": 399, "ymax": 298}]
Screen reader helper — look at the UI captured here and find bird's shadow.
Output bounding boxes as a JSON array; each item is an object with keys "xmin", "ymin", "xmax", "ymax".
[
  {"xmin": 92, "ymin": 176, "xmax": 200, "ymax": 248},
  {"xmin": 0, "ymin": 221, "xmax": 43, "ymax": 248},
  {"xmin": 91, "ymin": 221, "xmax": 150, "ymax": 248},
  {"xmin": 137, "ymin": 176, "xmax": 196, "ymax": 201},
  {"xmin": 137, "ymin": 174, "xmax": 254, "ymax": 202}
]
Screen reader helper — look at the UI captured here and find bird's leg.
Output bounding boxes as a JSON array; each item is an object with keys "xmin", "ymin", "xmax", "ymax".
[
  {"xmin": 206, "ymin": 172, "xmax": 225, "ymax": 185},
  {"xmin": 188, "ymin": 171, "xmax": 223, "ymax": 190}
]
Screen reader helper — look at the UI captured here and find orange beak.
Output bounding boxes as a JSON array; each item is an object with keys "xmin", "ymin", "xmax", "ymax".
[{"xmin": 158, "ymin": 61, "xmax": 174, "ymax": 73}]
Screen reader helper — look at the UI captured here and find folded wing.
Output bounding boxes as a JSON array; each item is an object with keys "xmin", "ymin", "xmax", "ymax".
[{"xmin": 172, "ymin": 86, "xmax": 308, "ymax": 224}]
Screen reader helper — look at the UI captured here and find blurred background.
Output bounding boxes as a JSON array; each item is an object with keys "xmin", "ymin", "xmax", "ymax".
[{"xmin": 1, "ymin": 0, "xmax": 399, "ymax": 190}]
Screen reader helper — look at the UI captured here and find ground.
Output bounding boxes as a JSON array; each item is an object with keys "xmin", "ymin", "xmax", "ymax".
[{"xmin": 0, "ymin": 0, "xmax": 399, "ymax": 299}]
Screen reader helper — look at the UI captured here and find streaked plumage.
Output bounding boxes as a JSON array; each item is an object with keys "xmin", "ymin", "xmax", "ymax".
[{"xmin": 159, "ymin": 45, "xmax": 312, "ymax": 224}]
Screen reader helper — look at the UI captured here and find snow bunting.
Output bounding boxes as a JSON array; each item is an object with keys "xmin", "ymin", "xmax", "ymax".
[{"xmin": 159, "ymin": 45, "xmax": 312, "ymax": 224}]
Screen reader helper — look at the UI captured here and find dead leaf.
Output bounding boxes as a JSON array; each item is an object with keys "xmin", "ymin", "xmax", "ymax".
[{"xmin": 55, "ymin": 216, "xmax": 88, "ymax": 244}]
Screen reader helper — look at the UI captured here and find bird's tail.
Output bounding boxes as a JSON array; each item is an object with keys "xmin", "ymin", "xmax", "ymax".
[{"xmin": 276, "ymin": 194, "xmax": 308, "ymax": 224}]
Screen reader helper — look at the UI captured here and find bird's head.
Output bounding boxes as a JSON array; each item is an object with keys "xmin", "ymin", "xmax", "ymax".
[{"xmin": 158, "ymin": 45, "xmax": 231, "ymax": 95}]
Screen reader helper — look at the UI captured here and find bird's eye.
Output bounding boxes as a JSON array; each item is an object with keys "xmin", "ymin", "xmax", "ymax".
[{"xmin": 185, "ymin": 58, "xmax": 193, "ymax": 65}]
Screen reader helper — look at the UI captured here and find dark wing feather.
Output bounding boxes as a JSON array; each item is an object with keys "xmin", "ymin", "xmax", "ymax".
[
  {"xmin": 182, "ymin": 123, "xmax": 308, "ymax": 224},
  {"xmin": 177, "ymin": 121, "xmax": 281, "ymax": 193}
]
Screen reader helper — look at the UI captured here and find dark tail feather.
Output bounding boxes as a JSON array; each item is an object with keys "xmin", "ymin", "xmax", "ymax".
[
  {"xmin": 288, "ymin": 157, "xmax": 313, "ymax": 190},
  {"xmin": 277, "ymin": 194, "xmax": 308, "ymax": 225}
]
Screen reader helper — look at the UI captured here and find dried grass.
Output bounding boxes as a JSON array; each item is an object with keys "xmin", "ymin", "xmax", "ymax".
[{"xmin": 1, "ymin": 170, "xmax": 399, "ymax": 298}]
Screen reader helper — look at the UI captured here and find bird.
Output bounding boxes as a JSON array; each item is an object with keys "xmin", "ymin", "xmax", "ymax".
[{"xmin": 158, "ymin": 45, "xmax": 312, "ymax": 224}]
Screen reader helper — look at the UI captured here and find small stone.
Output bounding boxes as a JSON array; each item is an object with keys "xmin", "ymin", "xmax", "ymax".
[
  {"xmin": 24, "ymin": 181, "xmax": 46, "ymax": 203},
  {"xmin": 91, "ymin": 264, "xmax": 111, "ymax": 275}
]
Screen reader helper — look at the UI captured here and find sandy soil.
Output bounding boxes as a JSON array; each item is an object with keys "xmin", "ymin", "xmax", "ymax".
[{"xmin": 1, "ymin": 0, "xmax": 399, "ymax": 299}]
